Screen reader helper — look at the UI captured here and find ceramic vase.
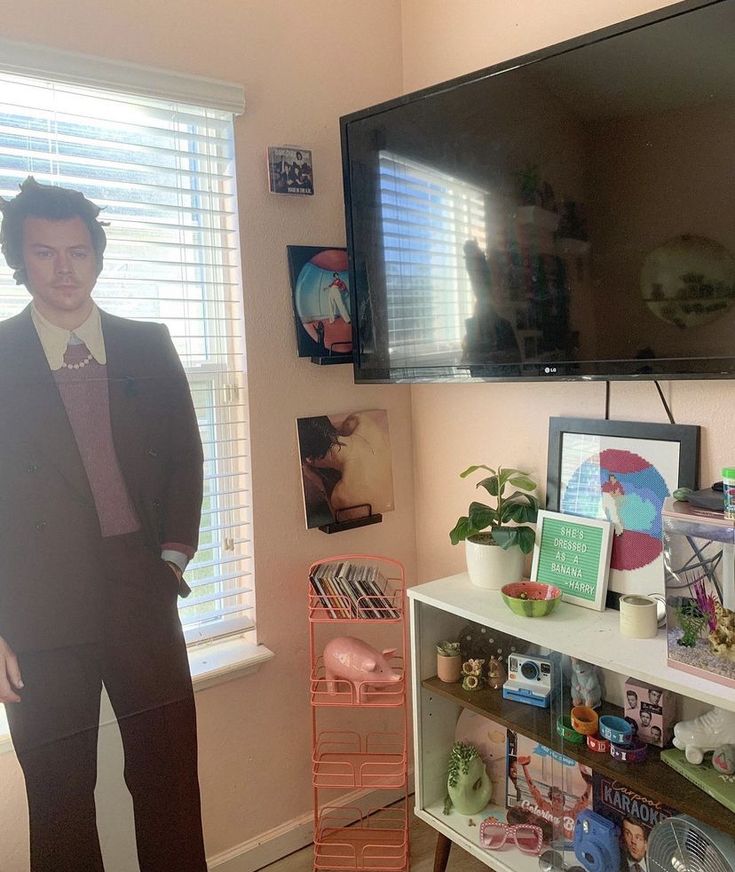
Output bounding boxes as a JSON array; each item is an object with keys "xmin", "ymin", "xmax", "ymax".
[
  {"xmin": 436, "ymin": 653, "xmax": 462, "ymax": 683},
  {"xmin": 447, "ymin": 756, "xmax": 492, "ymax": 814},
  {"xmin": 465, "ymin": 536, "xmax": 524, "ymax": 590}
]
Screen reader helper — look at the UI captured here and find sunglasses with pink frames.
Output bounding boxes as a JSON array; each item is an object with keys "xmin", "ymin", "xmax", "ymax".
[{"xmin": 479, "ymin": 818, "xmax": 543, "ymax": 854}]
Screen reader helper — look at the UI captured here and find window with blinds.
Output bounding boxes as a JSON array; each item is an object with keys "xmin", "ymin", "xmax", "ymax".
[
  {"xmin": 378, "ymin": 151, "xmax": 487, "ymax": 366},
  {"xmin": 0, "ymin": 71, "xmax": 252, "ymax": 645}
]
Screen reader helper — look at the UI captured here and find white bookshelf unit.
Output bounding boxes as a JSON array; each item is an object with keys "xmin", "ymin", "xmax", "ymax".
[{"xmin": 408, "ymin": 572, "xmax": 735, "ymax": 872}]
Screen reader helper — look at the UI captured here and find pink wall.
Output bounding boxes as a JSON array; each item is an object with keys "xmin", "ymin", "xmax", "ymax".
[
  {"xmin": 400, "ymin": 0, "xmax": 679, "ymax": 94},
  {"xmin": 0, "ymin": 0, "xmax": 409, "ymax": 867},
  {"xmin": 399, "ymin": 1, "xmax": 735, "ymax": 585}
]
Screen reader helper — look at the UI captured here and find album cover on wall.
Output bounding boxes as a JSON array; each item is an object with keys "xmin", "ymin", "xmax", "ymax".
[
  {"xmin": 296, "ymin": 409, "xmax": 394, "ymax": 529},
  {"xmin": 288, "ymin": 246, "xmax": 352, "ymax": 359},
  {"xmin": 267, "ymin": 146, "xmax": 313, "ymax": 195}
]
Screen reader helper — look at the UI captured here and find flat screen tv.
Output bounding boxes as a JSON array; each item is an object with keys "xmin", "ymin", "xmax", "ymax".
[{"xmin": 340, "ymin": 0, "xmax": 735, "ymax": 383}]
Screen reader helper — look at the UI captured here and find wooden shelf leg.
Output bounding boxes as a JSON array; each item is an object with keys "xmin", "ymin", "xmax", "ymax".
[{"xmin": 432, "ymin": 832, "xmax": 452, "ymax": 872}]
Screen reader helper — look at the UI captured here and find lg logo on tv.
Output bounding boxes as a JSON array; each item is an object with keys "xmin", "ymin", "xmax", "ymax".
[{"xmin": 544, "ymin": 366, "xmax": 558, "ymax": 374}]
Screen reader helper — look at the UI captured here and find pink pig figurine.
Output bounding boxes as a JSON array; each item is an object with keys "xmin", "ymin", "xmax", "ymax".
[{"xmin": 323, "ymin": 636, "xmax": 401, "ymax": 702}]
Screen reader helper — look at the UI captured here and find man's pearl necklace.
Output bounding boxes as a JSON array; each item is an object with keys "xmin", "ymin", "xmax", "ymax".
[{"xmin": 61, "ymin": 352, "xmax": 93, "ymax": 370}]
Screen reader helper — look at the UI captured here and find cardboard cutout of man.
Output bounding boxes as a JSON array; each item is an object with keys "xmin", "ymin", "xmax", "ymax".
[{"xmin": 0, "ymin": 177, "xmax": 206, "ymax": 872}]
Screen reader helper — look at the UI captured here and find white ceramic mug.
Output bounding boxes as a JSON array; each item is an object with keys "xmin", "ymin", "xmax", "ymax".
[{"xmin": 619, "ymin": 594, "xmax": 659, "ymax": 638}]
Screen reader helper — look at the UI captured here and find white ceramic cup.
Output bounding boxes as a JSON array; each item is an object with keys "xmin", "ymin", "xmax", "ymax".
[{"xmin": 619, "ymin": 594, "xmax": 659, "ymax": 638}]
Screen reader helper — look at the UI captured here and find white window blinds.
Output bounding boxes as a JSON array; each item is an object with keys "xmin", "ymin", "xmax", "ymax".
[
  {"xmin": 378, "ymin": 151, "xmax": 487, "ymax": 366},
  {"xmin": 0, "ymin": 70, "xmax": 253, "ymax": 645}
]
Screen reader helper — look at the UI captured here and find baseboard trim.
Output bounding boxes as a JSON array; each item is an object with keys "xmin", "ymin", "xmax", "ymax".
[
  {"xmin": 207, "ymin": 810, "xmax": 313, "ymax": 872},
  {"xmin": 208, "ymin": 777, "xmax": 415, "ymax": 872}
]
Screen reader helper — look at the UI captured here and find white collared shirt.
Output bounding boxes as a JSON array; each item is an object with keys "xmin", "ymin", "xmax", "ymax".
[{"xmin": 30, "ymin": 301, "xmax": 107, "ymax": 371}]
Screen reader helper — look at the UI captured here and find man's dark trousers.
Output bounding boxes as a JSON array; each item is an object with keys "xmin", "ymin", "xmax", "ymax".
[{"xmin": 6, "ymin": 532, "xmax": 207, "ymax": 872}]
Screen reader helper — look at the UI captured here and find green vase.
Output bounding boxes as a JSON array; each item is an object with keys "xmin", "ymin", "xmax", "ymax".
[{"xmin": 447, "ymin": 754, "xmax": 492, "ymax": 814}]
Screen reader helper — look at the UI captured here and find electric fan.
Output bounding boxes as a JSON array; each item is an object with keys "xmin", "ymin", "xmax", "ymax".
[{"xmin": 649, "ymin": 815, "xmax": 735, "ymax": 872}]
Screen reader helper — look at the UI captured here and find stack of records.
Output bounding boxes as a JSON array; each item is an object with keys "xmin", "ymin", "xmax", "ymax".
[{"xmin": 309, "ymin": 561, "xmax": 399, "ymax": 619}]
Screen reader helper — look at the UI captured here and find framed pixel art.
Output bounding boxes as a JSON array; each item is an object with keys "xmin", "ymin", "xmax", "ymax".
[{"xmin": 546, "ymin": 417, "xmax": 699, "ymax": 596}]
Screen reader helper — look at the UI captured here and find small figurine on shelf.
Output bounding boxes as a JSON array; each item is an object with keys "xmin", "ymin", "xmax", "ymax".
[
  {"xmin": 444, "ymin": 741, "xmax": 492, "ymax": 815},
  {"xmin": 673, "ymin": 706, "xmax": 735, "ymax": 764},
  {"xmin": 570, "ymin": 657, "xmax": 602, "ymax": 709},
  {"xmin": 322, "ymin": 636, "xmax": 401, "ymax": 702},
  {"xmin": 461, "ymin": 658, "xmax": 485, "ymax": 691},
  {"xmin": 487, "ymin": 655, "xmax": 506, "ymax": 690},
  {"xmin": 436, "ymin": 641, "xmax": 462, "ymax": 683}
]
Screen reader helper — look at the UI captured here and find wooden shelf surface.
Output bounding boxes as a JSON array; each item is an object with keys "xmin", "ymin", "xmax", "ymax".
[
  {"xmin": 422, "ymin": 675, "xmax": 734, "ymax": 833},
  {"xmin": 408, "ymin": 575, "xmax": 735, "ymax": 712}
]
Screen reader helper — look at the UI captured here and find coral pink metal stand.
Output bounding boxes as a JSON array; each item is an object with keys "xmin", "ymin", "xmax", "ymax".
[{"xmin": 309, "ymin": 554, "xmax": 410, "ymax": 872}]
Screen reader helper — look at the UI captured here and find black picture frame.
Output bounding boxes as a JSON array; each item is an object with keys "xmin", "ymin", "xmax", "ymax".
[
  {"xmin": 287, "ymin": 245, "xmax": 353, "ymax": 361},
  {"xmin": 546, "ymin": 417, "xmax": 700, "ymax": 597}
]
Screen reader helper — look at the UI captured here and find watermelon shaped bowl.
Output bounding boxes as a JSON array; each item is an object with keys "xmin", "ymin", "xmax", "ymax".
[{"xmin": 500, "ymin": 581, "xmax": 562, "ymax": 617}]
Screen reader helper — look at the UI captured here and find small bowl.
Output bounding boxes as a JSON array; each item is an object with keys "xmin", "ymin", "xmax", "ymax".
[{"xmin": 500, "ymin": 581, "xmax": 562, "ymax": 617}]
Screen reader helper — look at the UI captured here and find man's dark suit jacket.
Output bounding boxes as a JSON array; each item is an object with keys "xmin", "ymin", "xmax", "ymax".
[{"xmin": 0, "ymin": 305, "xmax": 204, "ymax": 653}]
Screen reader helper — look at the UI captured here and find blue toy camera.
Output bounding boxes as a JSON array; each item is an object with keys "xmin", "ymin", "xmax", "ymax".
[{"xmin": 573, "ymin": 810, "xmax": 620, "ymax": 872}]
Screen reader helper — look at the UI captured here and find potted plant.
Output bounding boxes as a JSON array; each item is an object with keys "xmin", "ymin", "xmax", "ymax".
[
  {"xmin": 449, "ymin": 465, "xmax": 539, "ymax": 589},
  {"xmin": 444, "ymin": 741, "xmax": 492, "ymax": 815},
  {"xmin": 435, "ymin": 640, "xmax": 462, "ymax": 683}
]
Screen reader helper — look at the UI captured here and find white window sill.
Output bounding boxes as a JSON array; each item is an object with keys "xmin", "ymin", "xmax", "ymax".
[
  {"xmin": 189, "ymin": 636, "xmax": 274, "ymax": 690},
  {"xmin": 0, "ymin": 637, "xmax": 274, "ymax": 755}
]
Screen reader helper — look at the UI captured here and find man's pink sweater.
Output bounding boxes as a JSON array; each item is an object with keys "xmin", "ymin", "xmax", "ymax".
[{"xmin": 53, "ymin": 342, "xmax": 141, "ymax": 537}]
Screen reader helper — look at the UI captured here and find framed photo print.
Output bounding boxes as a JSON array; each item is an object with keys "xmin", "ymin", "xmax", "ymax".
[
  {"xmin": 288, "ymin": 246, "xmax": 352, "ymax": 359},
  {"xmin": 546, "ymin": 417, "xmax": 700, "ymax": 596},
  {"xmin": 268, "ymin": 146, "xmax": 313, "ymax": 195},
  {"xmin": 531, "ymin": 510, "xmax": 613, "ymax": 610}
]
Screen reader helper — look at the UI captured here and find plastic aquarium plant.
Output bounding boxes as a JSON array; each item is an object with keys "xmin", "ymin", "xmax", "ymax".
[
  {"xmin": 692, "ymin": 576, "xmax": 718, "ymax": 632},
  {"xmin": 676, "ymin": 599, "xmax": 707, "ymax": 647}
]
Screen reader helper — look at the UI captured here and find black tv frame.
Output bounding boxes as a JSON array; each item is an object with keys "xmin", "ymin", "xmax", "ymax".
[{"xmin": 339, "ymin": 0, "xmax": 732, "ymax": 384}]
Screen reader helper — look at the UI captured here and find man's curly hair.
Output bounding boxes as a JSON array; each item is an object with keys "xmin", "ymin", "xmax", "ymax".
[{"xmin": 0, "ymin": 176, "xmax": 107, "ymax": 287}]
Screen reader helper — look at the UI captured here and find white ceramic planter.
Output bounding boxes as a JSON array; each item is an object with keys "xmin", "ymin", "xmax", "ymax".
[{"xmin": 465, "ymin": 536, "xmax": 524, "ymax": 589}]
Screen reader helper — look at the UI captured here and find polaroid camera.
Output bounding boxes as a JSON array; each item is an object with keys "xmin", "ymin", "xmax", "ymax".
[
  {"xmin": 503, "ymin": 653, "xmax": 554, "ymax": 708},
  {"xmin": 573, "ymin": 810, "xmax": 620, "ymax": 872}
]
